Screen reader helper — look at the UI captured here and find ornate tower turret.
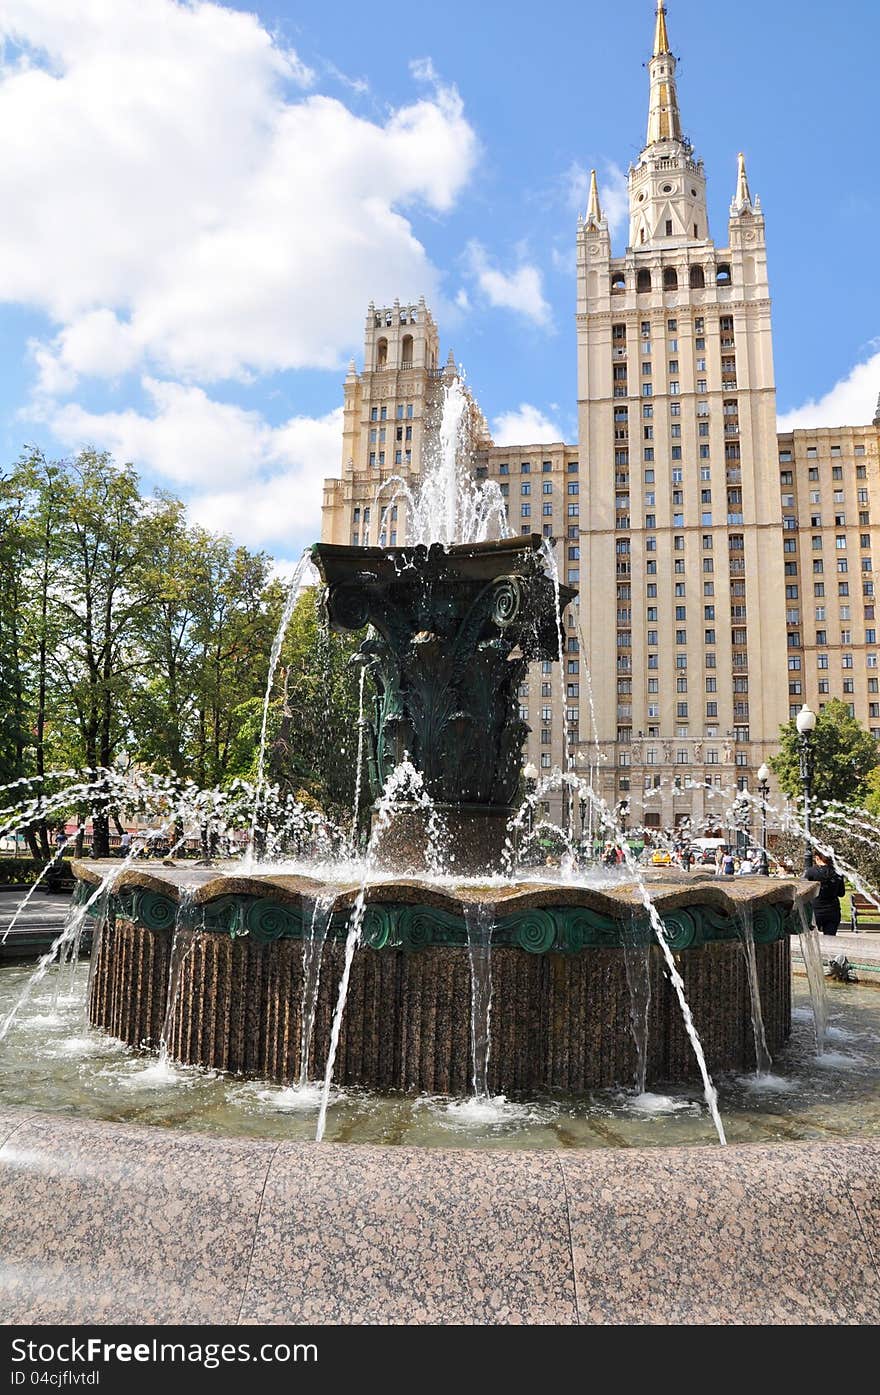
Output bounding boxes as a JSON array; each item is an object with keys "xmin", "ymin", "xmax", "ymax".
[{"xmin": 629, "ymin": 1, "xmax": 709, "ymax": 250}]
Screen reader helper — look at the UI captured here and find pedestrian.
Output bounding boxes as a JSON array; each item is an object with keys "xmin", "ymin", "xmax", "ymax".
[
  {"xmin": 119, "ymin": 831, "xmax": 131, "ymax": 857},
  {"xmin": 804, "ymin": 851, "xmax": 846, "ymax": 936},
  {"xmin": 738, "ymin": 852, "xmax": 754, "ymax": 875},
  {"xmin": 721, "ymin": 849, "xmax": 736, "ymax": 877}
]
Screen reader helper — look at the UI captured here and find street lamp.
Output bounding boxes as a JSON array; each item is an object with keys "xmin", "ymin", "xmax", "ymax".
[
  {"xmin": 756, "ymin": 762, "xmax": 771, "ymax": 876},
  {"xmin": 796, "ymin": 704, "xmax": 817, "ymax": 872}
]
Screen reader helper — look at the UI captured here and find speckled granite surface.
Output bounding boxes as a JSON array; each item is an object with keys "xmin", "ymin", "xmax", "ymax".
[{"xmin": 0, "ymin": 1109, "xmax": 878, "ymax": 1325}]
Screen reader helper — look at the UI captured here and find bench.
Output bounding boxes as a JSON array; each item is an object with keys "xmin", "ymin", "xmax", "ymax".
[{"xmin": 850, "ymin": 892, "xmax": 880, "ymax": 933}]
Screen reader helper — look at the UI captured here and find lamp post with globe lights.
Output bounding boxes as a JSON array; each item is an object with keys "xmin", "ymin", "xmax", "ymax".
[
  {"xmin": 756, "ymin": 763, "xmax": 771, "ymax": 876},
  {"xmin": 796, "ymin": 704, "xmax": 817, "ymax": 872}
]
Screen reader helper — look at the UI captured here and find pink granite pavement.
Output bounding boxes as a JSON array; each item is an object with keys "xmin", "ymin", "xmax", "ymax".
[{"xmin": 0, "ymin": 1108, "xmax": 878, "ymax": 1325}]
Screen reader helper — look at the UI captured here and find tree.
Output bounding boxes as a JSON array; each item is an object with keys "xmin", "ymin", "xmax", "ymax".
[
  {"xmin": 225, "ymin": 587, "xmax": 364, "ymax": 825},
  {"xmin": 770, "ymin": 698, "xmax": 878, "ymax": 808}
]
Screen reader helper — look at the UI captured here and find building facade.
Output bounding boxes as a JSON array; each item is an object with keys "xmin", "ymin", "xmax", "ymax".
[{"xmin": 321, "ymin": 3, "xmax": 880, "ymax": 838}]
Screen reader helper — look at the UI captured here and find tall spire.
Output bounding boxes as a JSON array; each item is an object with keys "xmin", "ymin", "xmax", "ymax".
[
  {"xmin": 629, "ymin": 0, "xmax": 707, "ymax": 249},
  {"xmin": 734, "ymin": 152, "xmax": 752, "ymax": 210},
  {"xmin": 586, "ymin": 169, "xmax": 603, "ymax": 228},
  {"xmin": 653, "ymin": 0, "xmax": 671, "ymax": 56},
  {"xmin": 646, "ymin": 2, "xmax": 682, "ymax": 145}
]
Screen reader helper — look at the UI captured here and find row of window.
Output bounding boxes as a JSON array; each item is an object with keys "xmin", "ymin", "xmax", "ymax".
[
  {"xmin": 492, "ymin": 460, "xmax": 578, "ymax": 475},
  {"xmin": 780, "ymin": 445, "xmax": 867, "ymax": 463},
  {"xmin": 610, "ymin": 266, "xmax": 731, "ymax": 293},
  {"xmin": 502, "ymin": 481, "xmax": 579, "ymax": 496},
  {"xmin": 369, "ymin": 403, "xmax": 414, "ymax": 422}
]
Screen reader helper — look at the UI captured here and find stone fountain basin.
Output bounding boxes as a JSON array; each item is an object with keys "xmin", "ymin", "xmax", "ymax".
[{"xmin": 74, "ymin": 861, "xmax": 814, "ymax": 1094}]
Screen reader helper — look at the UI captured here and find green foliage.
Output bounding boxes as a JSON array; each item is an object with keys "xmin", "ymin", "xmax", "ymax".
[
  {"xmin": 770, "ymin": 698, "xmax": 878, "ymax": 808},
  {"xmin": 0, "ymin": 856, "xmax": 59, "ymax": 886},
  {"xmin": 863, "ymin": 766, "xmax": 880, "ymax": 819},
  {"xmin": 225, "ymin": 587, "xmax": 364, "ymax": 823},
  {"xmin": 0, "ymin": 446, "xmax": 360, "ymax": 848}
]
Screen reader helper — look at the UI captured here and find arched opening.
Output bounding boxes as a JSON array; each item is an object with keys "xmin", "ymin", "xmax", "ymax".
[
  {"xmin": 401, "ymin": 333, "xmax": 413, "ymax": 367},
  {"xmin": 611, "ymin": 272, "xmax": 626, "ymax": 294},
  {"xmin": 716, "ymin": 263, "xmax": 732, "ymax": 286},
  {"xmin": 663, "ymin": 267, "xmax": 678, "ymax": 291},
  {"xmin": 376, "ymin": 337, "xmax": 388, "ymax": 368},
  {"xmin": 636, "ymin": 269, "xmax": 652, "ymax": 293},
  {"xmin": 689, "ymin": 264, "xmax": 705, "ymax": 289}
]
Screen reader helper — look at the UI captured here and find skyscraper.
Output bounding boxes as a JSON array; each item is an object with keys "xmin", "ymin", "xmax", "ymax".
[
  {"xmin": 321, "ymin": 2, "xmax": 880, "ymax": 840},
  {"xmin": 575, "ymin": 0, "xmax": 787, "ymax": 833}
]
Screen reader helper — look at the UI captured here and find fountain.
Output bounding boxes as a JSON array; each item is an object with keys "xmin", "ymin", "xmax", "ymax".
[
  {"xmin": 5, "ymin": 381, "xmax": 877, "ymax": 1329},
  {"xmin": 67, "ymin": 381, "xmax": 810, "ymax": 1106}
]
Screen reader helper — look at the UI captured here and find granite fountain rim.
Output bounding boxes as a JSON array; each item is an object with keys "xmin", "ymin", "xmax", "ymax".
[{"xmin": 72, "ymin": 858, "xmax": 816, "ymax": 920}]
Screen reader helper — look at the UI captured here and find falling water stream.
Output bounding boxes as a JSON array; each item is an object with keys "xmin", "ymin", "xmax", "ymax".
[
  {"xmin": 623, "ymin": 915, "xmax": 652, "ymax": 1095},
  {"xmin": 464, "ymin": 903, "xmax": 495, "ymax": 1098},
  {"xmin": 734, "ymin": 906, "xmax": 772, "ymax": 1076},
  {"xmin": 796, "ymin": 898, "xmax": 829, "ymax": 1055},
  {"xmin": 298, "ymin": 891, "xmax": 337, "ymax": 1089}
]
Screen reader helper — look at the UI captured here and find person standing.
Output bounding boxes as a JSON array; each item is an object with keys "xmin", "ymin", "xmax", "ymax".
[{"xmin": 804, "ymin": 852, "xmax": 846, "ymax": 936}]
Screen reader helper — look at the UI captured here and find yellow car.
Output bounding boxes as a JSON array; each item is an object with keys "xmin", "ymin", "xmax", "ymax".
[{"xmin": 650, "ymin": 850, "xmax": 672, "ymax": 866}]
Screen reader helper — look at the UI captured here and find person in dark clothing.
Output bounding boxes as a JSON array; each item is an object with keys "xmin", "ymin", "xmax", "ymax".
[{"xmin": 804, "ymin": 852, "xmax": 846, "ymax": 935}]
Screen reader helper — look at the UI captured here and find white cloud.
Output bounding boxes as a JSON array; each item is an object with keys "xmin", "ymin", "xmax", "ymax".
[
  {"xmin": 0, "ymin": 0, "xmax": 478, "ymax": 388},
  {"xmin": 778, "ymin": 347, "xmax": 880, "ymax": 431},
  {"xmin": 46, "ymin": 379, "xmax": 343, "ymax": 548},
  {"xmin": 466, "ymin": 242, "xmax": 551, "ymax": 327},
  {"xmin": 492, "ymin": 403, "xmax": 563, "ymax": 446}
]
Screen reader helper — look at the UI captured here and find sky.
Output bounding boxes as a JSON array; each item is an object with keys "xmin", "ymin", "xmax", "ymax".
[{"xmin": 0, "ymin": 0, "xmax": 878, "ymax": 564}]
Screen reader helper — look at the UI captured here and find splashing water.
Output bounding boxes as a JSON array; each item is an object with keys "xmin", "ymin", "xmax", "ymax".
[{"xmin": 375, "ymin": 378, "xmax": 510, "ymax": 547}]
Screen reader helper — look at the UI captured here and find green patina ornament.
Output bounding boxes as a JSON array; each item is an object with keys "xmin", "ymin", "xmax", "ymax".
[
  {"xmin": 245, "ymin": 898, "xmax": 301, "ymax": 941},
  {"xmin": 135, "ymin": 891, "xmax": 177, "ymax": 933},
  {"xmin": 311, "ymin": 538, "xmax": 575, "ymax": 811},
  {"xmin": 98, "ymin": 885, "xmax": 796, "ymax": 954}
]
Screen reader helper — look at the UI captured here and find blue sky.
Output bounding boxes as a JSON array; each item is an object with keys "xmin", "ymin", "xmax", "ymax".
[{"xmin": 0, "ymin": 0, "xmax": 878, "ymax": 563}]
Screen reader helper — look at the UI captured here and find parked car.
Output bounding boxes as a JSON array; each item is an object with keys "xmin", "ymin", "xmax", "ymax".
[{"xmin": 650, "ymin": 849, "xmax": 672, "ymax": 866}]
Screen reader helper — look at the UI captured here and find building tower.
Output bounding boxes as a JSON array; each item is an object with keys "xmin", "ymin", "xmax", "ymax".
[
  {"xmin": 576, "ymin": 0, "xmax": 788, "ymax": 835},
  {"xmin": 321, "ymin": 298, "xmax": 491, "ymax": 548},
  {"xmin": 322, "ymin": 299, "xmax": 441, "ymax": 545}
]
